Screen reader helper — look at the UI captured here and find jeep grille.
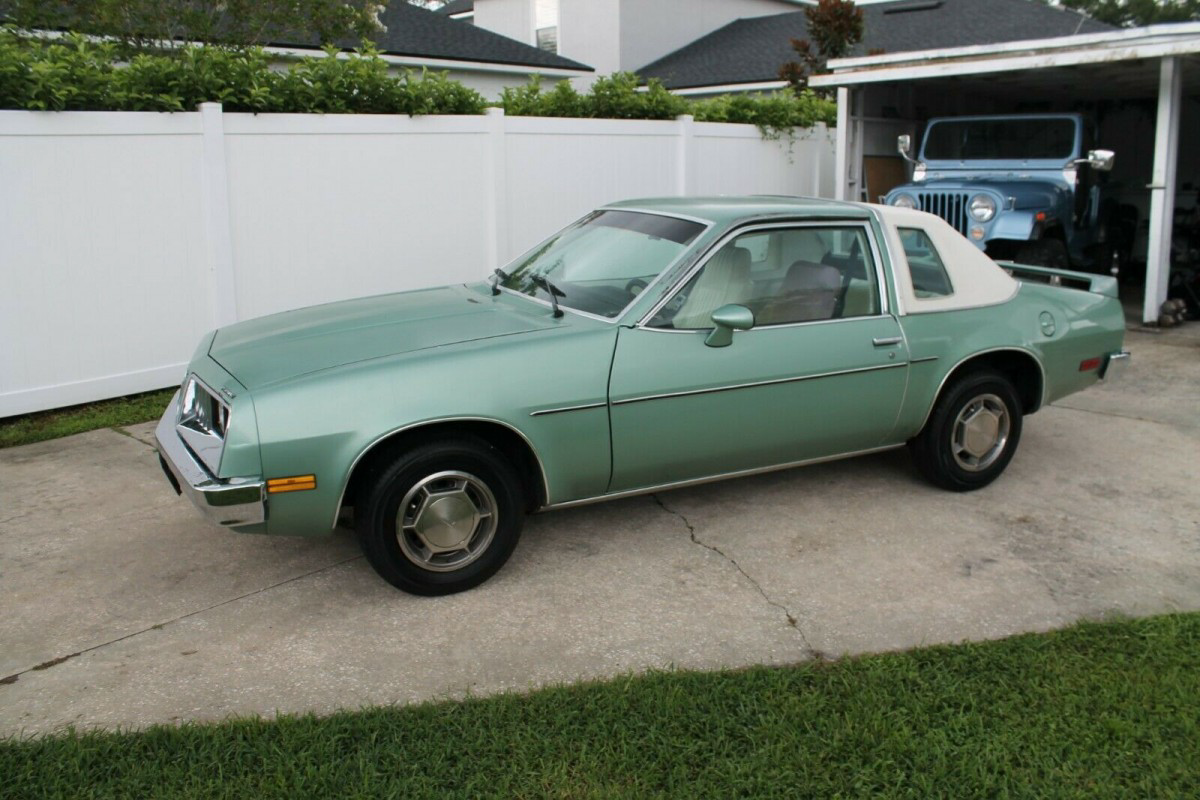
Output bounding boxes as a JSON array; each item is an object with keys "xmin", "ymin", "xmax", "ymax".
[{"xmin": 917, "ymin": 192, "xmax": 971, "ymax": 235}]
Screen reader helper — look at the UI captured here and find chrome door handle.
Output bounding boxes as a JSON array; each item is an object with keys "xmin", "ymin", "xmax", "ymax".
[{"xmin": 873, "ymin": 336, "xmax": 902, "ymax": 347}]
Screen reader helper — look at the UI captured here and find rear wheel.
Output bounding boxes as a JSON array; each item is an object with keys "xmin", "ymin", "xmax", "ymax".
[
  {"xmin": 355, "ymin": 437, "xmax": 524, "ymax": 595},
  {"xmin": 911, "ymin": 370, "xmax": 1023, "ymax": 492}
]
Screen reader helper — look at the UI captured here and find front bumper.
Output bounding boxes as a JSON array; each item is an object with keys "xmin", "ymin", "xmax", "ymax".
[
  {"xmin": 154, "ymin": 390, "xmax": 266, "ymax": 527},
  {"xmin": 1100, "ymin": 350, "xmax": 1131, "ymax": 381}
]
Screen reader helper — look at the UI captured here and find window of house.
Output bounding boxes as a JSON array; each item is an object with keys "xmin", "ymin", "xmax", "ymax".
[
  {"xmin": 535, "ymin": 0, "xmax": 558, "ymax": 53},
  {"xmin": 897, "ymin": 227, "xmax": 954, "ymax": 297},
  {"xmin": 648, "ymin": 226, "xmax": 880, "ymax": 329}
]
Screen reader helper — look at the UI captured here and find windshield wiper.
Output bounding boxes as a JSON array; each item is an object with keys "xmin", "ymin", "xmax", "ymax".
[
  {"xmin": 490, "ymin": 268, "xmax": 509, "ymax": 296},
  {"xmin": 531, "ymin": 275, "xmax": 565, "ymax": 318}
]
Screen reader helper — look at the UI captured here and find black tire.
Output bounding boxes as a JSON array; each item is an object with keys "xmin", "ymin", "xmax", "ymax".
[
  {"xmin": 1016, "ymin": 238, "xmax": 1069, "ymax": 269},
  {"xmin": 911, "ymin": 370, "xmax": 1023, "ymax": 492},
  {"xmin": 355, "ymin": 436, "xmax": 524, "ymax": 596}
]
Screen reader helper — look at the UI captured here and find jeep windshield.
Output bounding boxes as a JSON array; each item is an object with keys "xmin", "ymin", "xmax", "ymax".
[
  {"xmin": 923, "ymin": 118, "xmax": 1077, "ymax": 162},
  {"xmin": 497, "ymin": 210, "xmax": 705, "ymax": 318}
]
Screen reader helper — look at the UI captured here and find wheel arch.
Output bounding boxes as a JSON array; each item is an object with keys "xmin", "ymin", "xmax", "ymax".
[
  {"xmin": 335, "ymin": 418, "xmax": 549, "ymax": 529},
  {"xmin": 917, "ymin": 347, "xmax": 1045, "ymax": 434}
]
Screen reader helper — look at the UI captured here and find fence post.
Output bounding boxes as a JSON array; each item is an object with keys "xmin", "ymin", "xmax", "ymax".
[
  {"xmin": 199, "ymin": 102, "xmax": 238, "ymax": 327},
  {"xmin": 676, "ymin": 114, "xmax": 694, "ymax": 196},
  {"xmin": 483, "ymin": 107, "xmax": 508, "ymax": 270}
]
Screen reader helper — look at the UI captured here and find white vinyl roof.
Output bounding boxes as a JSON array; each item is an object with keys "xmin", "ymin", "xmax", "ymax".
[{"xmin": 872, "ymin": 205, "xmax": 1017, "ymax": 315}]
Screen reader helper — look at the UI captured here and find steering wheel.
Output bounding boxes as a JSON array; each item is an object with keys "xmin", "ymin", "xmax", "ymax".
[{"xmin": 625, "ymin": 278, "xmax": 649, "ymax": 299}]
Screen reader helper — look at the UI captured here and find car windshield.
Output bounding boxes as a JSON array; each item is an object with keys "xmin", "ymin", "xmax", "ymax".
[
  {"xmin": 923, "ymin": 118, "xmax": 1077, "ymax": 161},
  {"xmin": 497, "ymin": 210, "xmax": 705, "ymax": 318}
]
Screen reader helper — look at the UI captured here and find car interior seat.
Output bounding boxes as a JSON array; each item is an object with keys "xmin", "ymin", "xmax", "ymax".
[{"xmin": 672, "ymin": 246, "xmax": 752, "ymax": 328}]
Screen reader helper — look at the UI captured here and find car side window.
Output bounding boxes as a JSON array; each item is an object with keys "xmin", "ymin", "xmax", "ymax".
[
  {"xmin": 648, "ymin": 226, "xmax": 881, "ymax": 329},
  {"xmin": 898, "ymin": 227, "xmax": 954, "ymax": 297}
]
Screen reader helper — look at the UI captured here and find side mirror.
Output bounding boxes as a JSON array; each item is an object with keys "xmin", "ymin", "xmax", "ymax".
[
  {"xmin": 897, "ymin": 134, "xmax": 920, "ymax": 166},
  {"xmin": 705, "ymin": 304, "xmax": 755, "ymax": 348},
  {"xmin": 1088, "ymin": 149, "xmax": 1115, "ymax": 172},
  {"xmin": 1073, "ymin": 149, "xmax": 1115, "ymax": 172}
]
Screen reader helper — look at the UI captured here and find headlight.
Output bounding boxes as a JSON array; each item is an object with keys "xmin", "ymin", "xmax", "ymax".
[
  {"xmin": 891, "ymin": 193, "xmax": 917, "ymax": 209},
  {"xmin": 969, "ymin": 194, "xmax": 997, "ymax": 222}
]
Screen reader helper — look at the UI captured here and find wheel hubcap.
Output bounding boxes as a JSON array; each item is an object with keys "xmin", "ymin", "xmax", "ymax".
[
  {"xmin": 397, "ymin": 471, "xmax": 497, "ymax": 572},
  {"xmin": 951, "ymin": 393, "xmax": 1010, "ymax": 472}
]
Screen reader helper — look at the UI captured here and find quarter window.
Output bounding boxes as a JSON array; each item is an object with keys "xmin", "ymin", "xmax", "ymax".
[
  {"xmin": 898, "ymin": 228, "xmax": 954, "ymax": 297},
  {"xmin": 648, "ymin": 226, "xmax": 881, "ymax": 329}
]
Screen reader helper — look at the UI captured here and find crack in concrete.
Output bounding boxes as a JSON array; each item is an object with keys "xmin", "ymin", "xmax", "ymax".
[
  {"xmin": 111, "ymin": 426, "xmax": 157, "ymax": 449},
  {"xmin": 1052, "ymin": 403, "xmax": 1199, "ymax": 431},
  {"xmin": 0, "ymin": 554, "xmax": 365, "ymax": 686},
  {"xmin": 650, "ymin": 494, "xmax": 820, "ymax": 659}
]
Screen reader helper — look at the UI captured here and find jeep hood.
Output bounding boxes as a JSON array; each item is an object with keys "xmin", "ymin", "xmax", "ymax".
[
  {"xmin": 915, "ymin": 176, "xmax": 1067, "ymax": 210},
  {"xmin": 208, "ymin": 285, "xmax": 556, "ymax": 389}
]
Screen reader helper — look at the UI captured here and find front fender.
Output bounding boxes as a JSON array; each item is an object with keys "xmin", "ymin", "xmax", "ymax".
[{"xmin": 988, "ymin": 211, "xmax": 1039, "ymax": 243}]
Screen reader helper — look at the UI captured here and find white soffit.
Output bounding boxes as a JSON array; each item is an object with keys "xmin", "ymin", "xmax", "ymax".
[{"xmin": 810, "ymin": 23, "xmax": 1200, "ymax": 87}]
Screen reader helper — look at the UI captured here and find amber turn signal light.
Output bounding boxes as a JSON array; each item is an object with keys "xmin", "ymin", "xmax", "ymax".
[{"xmin": 267, "ymin": 474, "xmax": 317, "ymax": 493}]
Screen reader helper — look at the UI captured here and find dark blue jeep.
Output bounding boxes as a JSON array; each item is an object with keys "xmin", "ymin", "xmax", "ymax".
[{"xmin": 884, "ymin": 114, "xmax": 1115, "ymax": 271}]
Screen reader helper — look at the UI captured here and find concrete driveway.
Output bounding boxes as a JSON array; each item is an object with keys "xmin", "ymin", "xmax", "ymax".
[{"xmin": 2, "ymin": 327, "xmax": 1198, "ymax": 736}]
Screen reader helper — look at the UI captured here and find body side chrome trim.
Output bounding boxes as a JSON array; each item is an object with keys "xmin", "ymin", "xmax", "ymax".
[
  {"xmin": 636, "ymin": 220, "xmax": 890, "ymax": 328},
  {"xmin": 909, "ymin": 355, "xmax": 939, "ymax": 364},
  {"xmin": 331, "ymin": 416, "xmax": 552, "ymax": 530},
  {"xmin": 611, "ymin": 361, "xmax": 907, "ymax": 407},
  {"xmin": 912, "ymin": 346, "xmax": 1048, "ymax": 435},
  {"xmin": 541, "ymin": 444, "xmax": 906, "ymax": 511},
  {"xmin": 529, "ymin": 402, "xmax": 607, "ymax": 417}
]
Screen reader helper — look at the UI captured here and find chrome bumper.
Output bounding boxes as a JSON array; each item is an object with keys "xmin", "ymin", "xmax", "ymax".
[
  {"xmin": 1100, "ymin": 350, "xmax": 1131, "ymax": 381},
  {"xmin": 154, "ymin": 390, "xmax": 265, "ymax": 527}
]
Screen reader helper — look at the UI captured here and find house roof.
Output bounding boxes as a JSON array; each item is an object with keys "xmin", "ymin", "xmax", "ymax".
[
  {"xmin": 638, "ymin": 0, "xmax": 1111, "ymax": 90},
  {"xmin": 273, "ymin": 1, "xmax": 589, "ymax": 72}
]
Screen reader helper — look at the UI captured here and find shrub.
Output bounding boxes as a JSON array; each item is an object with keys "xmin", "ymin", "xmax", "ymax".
[
  {"xmin": 498, "ymin": 70, "xmax": 836, "ymax": 135},
  {"xmin": 692, "ymin": 90, "xmax": 837, "ymax": 138},
  {"xmin": 0, "ymin": 30, "xmax": 834, "ymax": 137},
  {"xmin": 0, "ymin": 30, "xmax": 486, "ymax": 115}
]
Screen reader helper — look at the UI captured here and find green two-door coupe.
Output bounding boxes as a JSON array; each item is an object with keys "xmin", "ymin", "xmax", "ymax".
[{"xmin": 156, "ymin": 197, "xmax": 1129, "ymax": 595}]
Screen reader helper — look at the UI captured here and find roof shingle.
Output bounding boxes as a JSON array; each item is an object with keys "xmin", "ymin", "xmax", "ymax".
[
  {"xmin": 638, "ymin": 0, "xmax": 1111, "ymax": 90},
  {"xmin": 275, "ymin": 1, "xmax": 589, "ymax": 72}
]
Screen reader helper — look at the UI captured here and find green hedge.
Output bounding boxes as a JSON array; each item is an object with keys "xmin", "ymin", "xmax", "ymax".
[
  {"xmin": 0, "ymin": 29, "xmax": 837, "ymax": 132},
  {"xmin": 500, "ymin": 72, "xmax": 837, "ymax": 135},
  {"xmin": 0, "ymin": 32, "xmax": 486, "ymax": 114}
]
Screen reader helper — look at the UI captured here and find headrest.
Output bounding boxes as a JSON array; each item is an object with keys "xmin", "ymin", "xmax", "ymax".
[{"xmin": 784, "ymin": 260, "xmax": 841, "ymax": 293}]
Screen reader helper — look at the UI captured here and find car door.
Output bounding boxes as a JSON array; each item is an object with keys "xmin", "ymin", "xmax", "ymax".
[{"xmin": 607, "ymin": 222, "xmax": 909, "ymax": 493}]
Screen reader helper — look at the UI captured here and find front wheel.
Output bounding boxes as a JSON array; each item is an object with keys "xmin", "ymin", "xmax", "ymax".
[
  {"xmin": 355, "ymin": 437, "xmax": 524, "ymax": 595},
  {"xmin": 911, "ymin": 371, "xmax": 1023, "ymax": 492}
]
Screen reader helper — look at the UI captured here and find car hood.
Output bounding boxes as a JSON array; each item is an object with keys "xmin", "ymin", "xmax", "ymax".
[
  {"xmin": 209, "ymin": 285, "xmax": 556, "ymax": 389},
  {"xmin": 912, "ymin": 176, "xmax": 1067, "ymax": 210}
]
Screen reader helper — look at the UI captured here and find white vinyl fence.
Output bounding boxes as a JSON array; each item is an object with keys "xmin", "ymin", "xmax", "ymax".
[{"xmin": 0, "ymin": 105, "xmax": 835, "ymax": 417}]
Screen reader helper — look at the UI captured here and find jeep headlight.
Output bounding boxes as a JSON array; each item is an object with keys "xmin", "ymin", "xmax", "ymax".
[
  {"xmin": 891, "ymin": 193, "xmax": 917, "ymax": 210},
  {"xmin": 969, "ymin": 194, "xmax": 997, "ymax": 222}
]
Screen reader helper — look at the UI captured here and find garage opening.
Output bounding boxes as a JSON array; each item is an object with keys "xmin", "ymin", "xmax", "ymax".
[{"xmin": 812, "ymin": 25, "xmax": 1200, "ymax": 325}]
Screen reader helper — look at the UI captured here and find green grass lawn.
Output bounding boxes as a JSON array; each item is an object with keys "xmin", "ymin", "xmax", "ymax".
[
  {"xmin": 2, "ymin": 613, "xmax": 1197, "ymax": 799},
  {"xmin": 0, "ymin": 389, "xmax": 177, "ymax": 449}
]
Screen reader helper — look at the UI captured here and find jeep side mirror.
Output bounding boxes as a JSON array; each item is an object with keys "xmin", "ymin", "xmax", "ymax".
[
  {"xmin": 1074, "ymin": 149, "xmax": 1115, "ymax": 172},
  {"xmin": 897, "ymin": 134, "xmax": 920, "ymax": 166},
  {"xmin": 705, "ymin": 304, "xmax": 754, "ymax": 348},
  {"xmin": 1088, "ymin": 149, "xmax": 1115, "ymax": 172}
]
